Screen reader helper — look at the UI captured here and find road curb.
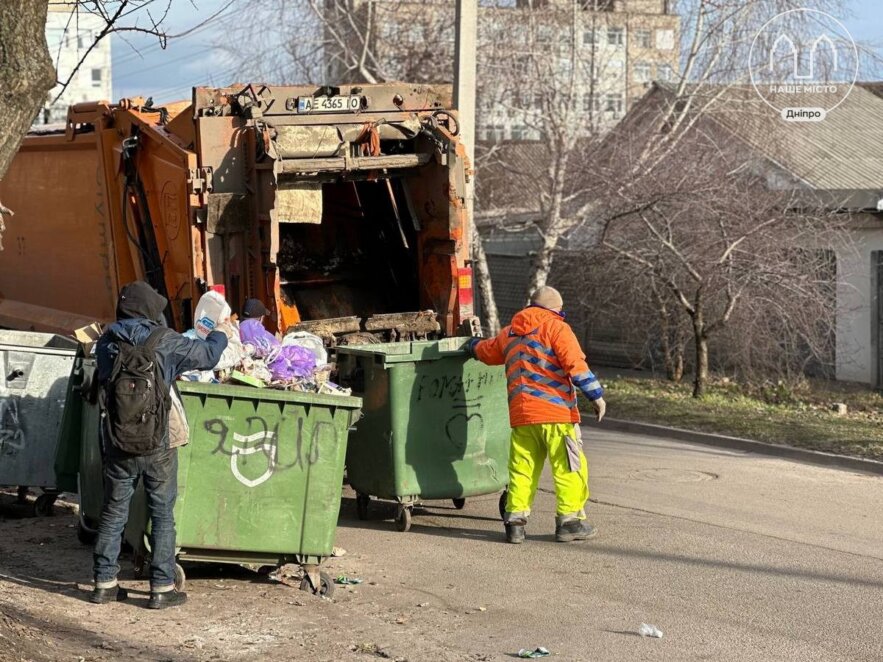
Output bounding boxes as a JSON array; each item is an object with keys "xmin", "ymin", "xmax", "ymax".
[{"xmin": 594, "ymin": 418, "xmax": 883, "ymax": 476}]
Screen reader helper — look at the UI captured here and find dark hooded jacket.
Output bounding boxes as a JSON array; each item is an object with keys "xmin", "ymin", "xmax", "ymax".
[{"xmin": 97, "ymin": 281, "xmax": 228, "ymax": 386}]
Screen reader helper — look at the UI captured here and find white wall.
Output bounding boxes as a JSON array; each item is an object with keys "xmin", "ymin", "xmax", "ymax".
[
  {"xmin": 40, "ymin": 10, "xmax": 112, "ymax": 124},
  {"xmin": 836, "ymin": 217, "xmax": 883, "ymax": 385}
]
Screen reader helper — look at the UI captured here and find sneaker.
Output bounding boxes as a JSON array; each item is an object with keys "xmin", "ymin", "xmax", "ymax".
[
  {"xmin": 89, "ymin": 586, "xmax": 128, "ymax": 604},
  {"xmin": 147, "ymin": 590, "xmax": 188, "ymax": 610},
  {"xmin": 505, "ymin": 523, "xmax": 526, "ymax": 544},
  {"xmin": 555, "ymin": 520, "xmax": 597, "ymax": 543}
]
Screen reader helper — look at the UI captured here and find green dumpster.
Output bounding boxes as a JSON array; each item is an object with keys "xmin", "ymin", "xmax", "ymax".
[
  {"xmin": 59, "ymin": 375, "xmax": 362, "ymax": 597},
  {"xmin": 54, "ymin": 353, "xmax": 103, "ymax": 542},
  {"xmin": 336, "ymin": 338, "xmax": 510, "ymax": 532}
]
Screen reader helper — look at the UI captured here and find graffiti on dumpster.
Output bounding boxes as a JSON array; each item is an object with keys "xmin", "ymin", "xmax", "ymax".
[
  {"xmin": 412, "ymin": 370, "xmax": 502, "ymax": 455},
  {"xmin": 444, "ymin": 411, "xmax": 484, "ymax": 454},
  {"xmin": 205, "ymin": 414, "xmax": 338, "ymax": 486},
  {"xmin": 0, "ymin": 399, "xmax": 26, "ymax": 456},
  {"xmin": 205, "ymin": 417, "xmax": 278, "ymax": 488},
  {"xmin": 230, "ymin": 430, "xmax": 277, "ymax": 488},
  {"xmin": 414, "ymin": 370, "xmax": 500, "ymax": 404}
]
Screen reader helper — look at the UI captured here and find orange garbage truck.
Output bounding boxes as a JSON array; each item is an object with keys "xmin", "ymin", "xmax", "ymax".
[{"xmin": 0, "ymin": 83, "xmax": 476, "ymax": 341}]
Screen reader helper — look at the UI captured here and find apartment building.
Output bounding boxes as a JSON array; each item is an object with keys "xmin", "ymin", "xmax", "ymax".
[
  {"xmin": 326, "ymin": 0, "xmax": 679, "ymax": 140},
  {"xmin": 39, "ymin": 4, "xmax": 112, "ymax": 125}
]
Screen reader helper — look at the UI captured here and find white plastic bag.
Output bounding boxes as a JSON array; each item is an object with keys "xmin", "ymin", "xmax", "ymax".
[{"xmin": 282, "ymin": 331, "xmax": 328, "ymax": 366}]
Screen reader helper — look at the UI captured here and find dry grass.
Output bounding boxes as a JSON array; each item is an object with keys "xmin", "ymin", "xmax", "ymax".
[{"xmin": 589, "ymin": 375, "xmax": 883, "ymax": 461}]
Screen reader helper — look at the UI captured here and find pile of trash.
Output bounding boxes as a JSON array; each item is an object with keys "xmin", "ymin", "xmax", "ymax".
[{"xmin": 180, "ymin": 291, "xmax": 352, "ymax": 396}]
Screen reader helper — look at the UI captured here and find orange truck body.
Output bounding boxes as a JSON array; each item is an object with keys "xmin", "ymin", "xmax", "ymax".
[{"xmin": 0, "ymin": 83, "xmax": 473, "ymax": 337}]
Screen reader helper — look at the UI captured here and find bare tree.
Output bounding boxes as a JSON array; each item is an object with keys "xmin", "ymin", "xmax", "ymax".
[
  {"xmin": 0, "ymin": 0, "xmax": 177, "ymax": 242},
  {"xmin": 476, "ymin": 0, "xmax": 636, "ymax": 295},
  {"xmin": 593, "ymin": 92, "xmax": 846, "ymax": 397},
  {"xmin": 550, "ymin": 0, "xmax": 861, "ymax": 396}
]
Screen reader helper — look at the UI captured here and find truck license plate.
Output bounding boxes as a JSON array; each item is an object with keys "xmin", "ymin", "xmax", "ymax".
[{"xmin": 297, "ymin": 95, "xmax": 361, "ymax": 113}]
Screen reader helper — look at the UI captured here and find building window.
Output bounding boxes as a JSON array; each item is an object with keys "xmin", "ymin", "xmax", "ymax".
[
  {"xmin": 657, "ymin": 64, "xmax": 674, "ymax": 81},
  {"xmin": 607, "ymin": 27, "xmax": 625, "ymax": 47},
  {"xmin": 634, "ymin": 29, "xmax": 652, "ymax": 49},
  {"xmin": 511, "ymin": 125, "xmax": 526, "ymax": 141},
  {"xmin": 606, "ymin": 93, "xmax": 624, "ymax": 114},
  {"xmin": 582, "ymin": 29, "xmax": 595, "ymax": 46},
  {"xmin": 582, "ymin": 93, "xmax": 594, "ymax": 112},
  {"xmin": 488, "ymin": 124, "xmax": 506, "ymax": 142},
  {"xmin": 606, "ymin": 59, "xmax": 624, "ymax": 79},
  {"xmin": 633, "ymin": 62, "xmax": 652, "ymax": 82},
  {"xmin": 91, "ymin": 68, "xmax": 103, "ymax": 87},
  {"xmin": 537, "ymin": 25, "xmax": 552, "ymax": 44},
  {"xmin": 656, "ymin": 29, "xmax": 675, "ymax": 50}
]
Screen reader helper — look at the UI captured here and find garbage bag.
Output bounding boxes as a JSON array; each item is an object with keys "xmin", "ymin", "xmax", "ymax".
[
  {"xmin": 215, "ymin": 322, "xmax": 245, "ymax": 371},
  {"xmin": 282, "ymin": 331, "xmax": 328, "ymax": 366},
  {"xmin": 239, "ymin": 318, "xmax": 280, "ymax": 360},
  {"xmin": 268, "ymin": 344, "xmax": 317, "ymax": 381}
]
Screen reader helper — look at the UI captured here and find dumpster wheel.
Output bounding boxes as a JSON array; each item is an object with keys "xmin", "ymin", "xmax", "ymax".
[
  {"xmin": 299, "ymin": 570, "xmax": 335, "ymax": 599},
  {"xmin": 452, "ymin": 498, "xmax": 466, "ymax": 510},
  {"xmin": 133, "ymin": 552, "xmax": 147, "ymax": 578},
  {"xmin": 77, "ymin": 519, "xmax": 97, "ymax": 545},
  {"xmin": 356, "ymin": 493, "xmax": 370, "ymax": 520},
  {"xmin": 396, "ymin": 506, "xmax": 412, "ymax": 533},
  {"xmin": 33, "ymin": 493, "xmax": 57, "ymax": 517},
  {"xmin": 175, "ymin": 563, "xmax": 186, "ymax": 592}
]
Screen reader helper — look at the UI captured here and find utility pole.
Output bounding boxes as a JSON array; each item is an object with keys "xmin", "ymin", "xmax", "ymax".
[
  {"xmin": 454, "ymin": 0, "xmax": 478, "ymax": 171},
  {"xmin": 454, "ymin": 0, "xmax": 499, "ymax": 334}
]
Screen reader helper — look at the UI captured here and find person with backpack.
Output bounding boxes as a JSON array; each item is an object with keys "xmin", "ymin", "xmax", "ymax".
[{"xmin": 91, "ymin": 281, "xmax": 227, "ymax": 609}]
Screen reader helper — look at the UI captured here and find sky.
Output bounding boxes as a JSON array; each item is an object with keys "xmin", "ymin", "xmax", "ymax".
[{"xmin": 111, "ymin": 0, "xmax": 883, "ymax": 103}]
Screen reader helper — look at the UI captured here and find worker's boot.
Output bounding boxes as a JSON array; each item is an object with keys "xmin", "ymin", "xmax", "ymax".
[
  {"xmin": 504, "ymin": 517, "xmax": 527, "ymax": 544},
  {"xmin": 555, "ymin": 517, "xmax": 597, "ymax": 543},
  {"xmin": 89, "ymin": 585, "xmax": 128, "ymax": 604},
  {"xmin": 147, "ymin": 589, "xmax": 188, "ymax": 610}
]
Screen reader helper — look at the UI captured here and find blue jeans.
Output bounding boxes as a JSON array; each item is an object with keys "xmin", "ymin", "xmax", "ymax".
[{"xmin": 93, "ymin": 446, "xmax": 178, "ymax": 591}]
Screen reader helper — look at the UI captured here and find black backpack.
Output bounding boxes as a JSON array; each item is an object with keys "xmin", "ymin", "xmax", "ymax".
[{"xmin": 101, "ymin": 327, "xmax": 171, "ymax": 455}]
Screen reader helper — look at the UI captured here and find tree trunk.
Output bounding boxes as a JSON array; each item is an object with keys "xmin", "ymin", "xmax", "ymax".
[
  {"xmin": 692, "ymin": 330, "xmax": 709, "ymax": 398},
  {"xmin": 652, "ymin": 283, "xmax": 683, "ymax": 382},
  {"xmin": 471, "ymin": 224, "xmax": 501, "ymax": 335},
  {"xmin": 663, "ymin": 338, "xmax": 684, "ymax": 383},
  {"xmin": 526, "ymin": 236, "xmax": 557, "ymax": 295},
  {"xmin": 0, "ymin": 0, "xmax": 56, "ymax": 181}
]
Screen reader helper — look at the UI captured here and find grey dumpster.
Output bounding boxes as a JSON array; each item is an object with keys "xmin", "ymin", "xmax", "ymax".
[{"xmin": 0, "ymin": 330, "xmax": 78, "ymax": 515}]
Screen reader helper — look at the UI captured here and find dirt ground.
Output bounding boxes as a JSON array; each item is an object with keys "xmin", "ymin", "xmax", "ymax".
[
  {"xmin": 3, "ymin": 428, "xmax": 882, "ymax": 662},
  {"xmin": 0, "ymin": 491, "xmax": 488, "ymax": 662}
]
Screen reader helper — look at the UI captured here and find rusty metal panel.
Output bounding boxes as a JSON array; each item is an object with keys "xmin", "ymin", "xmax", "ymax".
[{"xmin": 0, "ymin": 134, "xmax": 118, "ymax": 331}]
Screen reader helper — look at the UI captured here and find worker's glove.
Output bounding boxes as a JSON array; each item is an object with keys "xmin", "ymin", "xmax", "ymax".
[
  {"xmin": 591, "ymin": 397, "xmax": 606, "ymax": 423},
  {"xmin": 462, "ymin": 337, "xmax": 480, "ymax": 359}
]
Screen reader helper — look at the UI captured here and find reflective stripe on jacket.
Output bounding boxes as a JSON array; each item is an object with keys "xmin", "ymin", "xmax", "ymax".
[{"xmin": 473, "ymin": 306, "xmax": 603, "ymax": 427}]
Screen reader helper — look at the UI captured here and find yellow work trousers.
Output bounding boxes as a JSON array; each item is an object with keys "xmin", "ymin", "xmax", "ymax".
[{"xmin": 504, "ymin": 423, "xmax": 589, "ymax": 522}]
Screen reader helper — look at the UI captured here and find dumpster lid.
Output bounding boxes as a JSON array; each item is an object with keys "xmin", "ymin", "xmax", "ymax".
[
  {"xmin": 336, "ymin": 338, "xmax": 470, "ymax": 364},
  {"xmin": 176, "ymin": 380, "xmax": 363, "ymax": 409},
  {"xmin": 0, "ymin": 330, "xmax": 79, "ymax": 353}
]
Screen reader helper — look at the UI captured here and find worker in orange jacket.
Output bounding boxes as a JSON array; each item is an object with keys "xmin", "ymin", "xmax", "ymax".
[{"xmin": 466, "ymin": 286, "xmax": 606, "ymax": 544}]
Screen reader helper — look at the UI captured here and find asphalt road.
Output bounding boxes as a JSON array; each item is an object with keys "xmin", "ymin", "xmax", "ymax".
[
  {"xmin": 333, "ymin": 426, "xmax": 883, "ymax": 661},
  {"xmin": 2, "ymin": 427, "xmax": 881, "ymax": 661}
]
